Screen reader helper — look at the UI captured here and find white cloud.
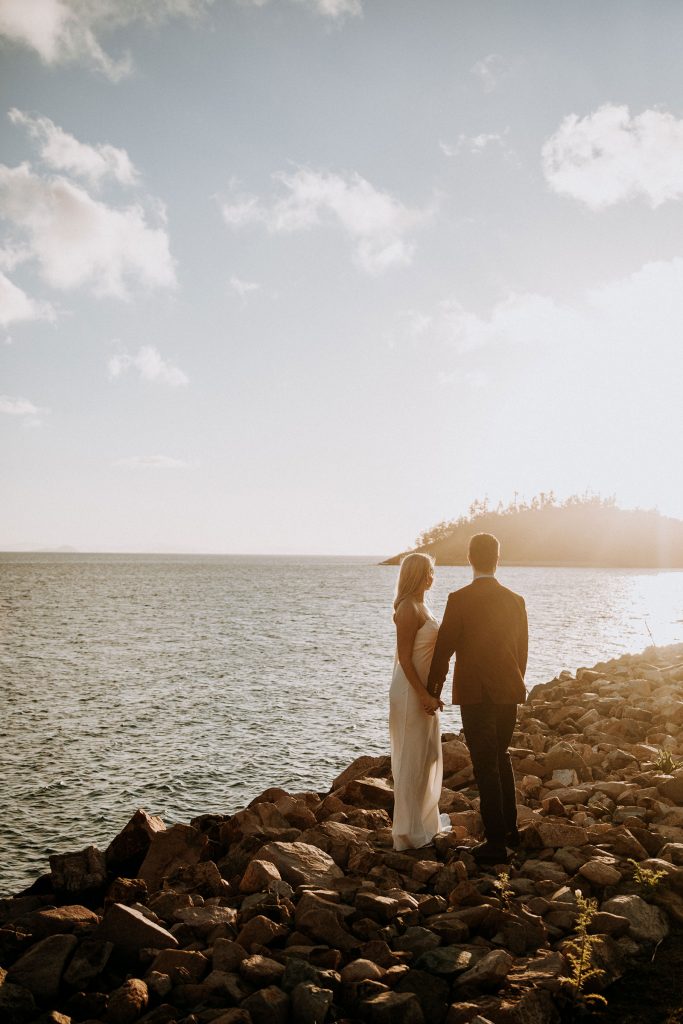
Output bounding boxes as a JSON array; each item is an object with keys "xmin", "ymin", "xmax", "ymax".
[
  {"xmin": 221, "ymin": 167, "xmax": 430, "ymax": 274},
  {"xmin": 108, "ymin": 345, "xmax": 188, "ymax": 386},
  {"xmin": 9, "ymin": 109, "xmax": 138, "ymax": 186},
  {"xmin": 229, "ymin": 275, "xmax": 260, "ymax": 298},
  {"xmin": 0, "ymin": 269, "xmax": 55, "ymax": 326},
  {"xmin": 0, "ymin": 0, "xmax": 212, "ymax": 80},
  {"xmin": 440, "ymin": 128, "xmax": 514, "ymax": 159},
  {"xmin": 114, "ymin": 454, "xmax": 189, "ymax": 468},
  {"xmin": 543, "ymin": 104, "xmax": 683, "ymax": 209},
  {"xmin": 292, "ymin": 0, "xmax": 362, "ymax": 19},
  {"xmin": 0, "ymin": 162, "xmax": 176, "ymax": 298},
  {"xmin": 471, "ymin": 54, "xmax": 509, "ymax": 93},
  {"xmin": 0, "ymin": 394, "xmax": 42, "ymax": 415}
]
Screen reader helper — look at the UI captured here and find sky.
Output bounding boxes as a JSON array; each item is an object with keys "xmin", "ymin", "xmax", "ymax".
[{"xmin": 1, "ymin": 0, "xmax": 683, "ymax": 555}]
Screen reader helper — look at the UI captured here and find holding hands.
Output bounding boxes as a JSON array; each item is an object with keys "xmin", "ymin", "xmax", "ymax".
[{"xmin": 421, "ymin": 690, "xmax": 444, "ymax": 716}]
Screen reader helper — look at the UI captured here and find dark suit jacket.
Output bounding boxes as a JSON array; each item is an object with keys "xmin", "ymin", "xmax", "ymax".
[{"xmin": 427, "ymin": 577, "xmax": 528, "ymax": 705}]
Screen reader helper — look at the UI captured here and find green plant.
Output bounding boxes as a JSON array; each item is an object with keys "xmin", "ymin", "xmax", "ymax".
[
  {"xmin": 629, "ymin": 858, "xmax": 667, "ymax": 898},
  {"xmin": 559, "ymin": 891, "xmax": 608, "ymax": 1010},
  {"xmin": 493, "ymin": 870, "xmax": 514, "ymax": 911},
  {"xmin": 653, "ymin": 748, "xmax": 683, "ymax": 773}
]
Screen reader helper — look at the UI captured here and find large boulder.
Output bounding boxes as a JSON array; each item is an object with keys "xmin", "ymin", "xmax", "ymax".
[
  {"xmin": 105, "ymin": 809, "xmax": 166, "ymax": 877},
  {"xmin": 49, "ymin": 845, "xmax": 107, "ymax": 894},
  {"xmin": 8, "ymin": 933, "xmax": 78, "ymax": 999},
  {"xmin": 137, "ymin": 823, "xmax": 208, "ymax": 892},
  {"xmin": 98, "ymin": 903, "xmax": 178, "ymax": 953},
  {"xmin": 256, "ymin": 841, "xmax": 343, "ymax": 887}
]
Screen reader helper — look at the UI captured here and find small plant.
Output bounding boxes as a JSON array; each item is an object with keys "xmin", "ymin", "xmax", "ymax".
[
  {"xmin": 629, "ymin": 858, "xmax": 667, "ymax": 898},
  {"xmin": 653, "ymin": 748, "xmax": 683, "ymax": 773},
  {"xmin": 493, "ymin": 870, "xmax": 514, "ymax": 911},
  {"xmin": 559, "ymin": 891, "xmax": 608, "ymax": 1010}
]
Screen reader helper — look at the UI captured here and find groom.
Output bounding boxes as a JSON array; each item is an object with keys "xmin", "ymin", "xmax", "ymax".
[{"xmin": 427, "ymin": 533, "xmax": 528, "ymax": 864}]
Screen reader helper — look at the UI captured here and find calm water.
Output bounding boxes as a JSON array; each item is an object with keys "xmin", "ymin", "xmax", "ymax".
[{"xmin": 1, "ymin": 554, "xmax": 682, "ymax": 895}]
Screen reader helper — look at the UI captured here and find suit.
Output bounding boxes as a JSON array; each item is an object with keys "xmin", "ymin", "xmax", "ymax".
[
  {"xmin": 427, "ymin": 576, "xmax": 527, "ymax": 705},
  {"xmin": 427, "ymin": 575, "xmax": 528, "ymax": 847}
]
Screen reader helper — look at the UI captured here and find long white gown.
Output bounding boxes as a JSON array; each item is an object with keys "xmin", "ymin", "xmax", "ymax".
[{"xmin": 389, "ymin": 611, "xmax": 445, "ymax": 851}]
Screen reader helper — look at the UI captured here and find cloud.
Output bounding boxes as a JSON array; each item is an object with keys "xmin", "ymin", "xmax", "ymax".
[
  {"xmin": 0, "ymin": 0, "xmax": 211, "ymax": 80},
  {"xmin": 221, "ymin": 167, "xmax": 430, "ymax": 274},
  {"xmin": 439, "ymin": 128, "xmax": 516, "ymax": 162},
  {"xmin": 0, "ymin": 269, "xmax": 55, "ymax": 326},
  {"xmin": 229, "ymin": 274, "xmax": 260, "ymax": 298},
  {"xmin": 471, "ymin": 53, "xmax": 509, "ymax": 93},
  {"xmin": 292, "ymin": 0, "xmax": 362, "ymax": 19},
  {"xmin": 0, "ymin": 393, "xmax": 43, "ymax": 415},
  {"xmin": 542, "ymin": 104, "xmax": 683, "ymax": 209},
  {"xmin": 114, "ymin": 454, "xmax": 189, "ymax": 468},
  {"xmin": 9, "ymin": 109, "xmax": 138, "ymax": 186},
  {"xmin": 0, "ymin": 162, "xmax": 176, "ymax": 298},
  {"xmin": 108, "ymin": 345, "xmax": 188, "ymax": 386}
]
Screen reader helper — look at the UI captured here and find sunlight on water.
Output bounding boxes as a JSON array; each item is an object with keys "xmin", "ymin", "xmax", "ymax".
[{"xmin": 1, "ymin": 553, "xmax": 681, "ymax": 894}]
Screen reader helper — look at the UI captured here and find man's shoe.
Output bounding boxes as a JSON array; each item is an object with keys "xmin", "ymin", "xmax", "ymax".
[{"xmin": 471, "ymin": 841, "xmax": 509, "ymax": 865}]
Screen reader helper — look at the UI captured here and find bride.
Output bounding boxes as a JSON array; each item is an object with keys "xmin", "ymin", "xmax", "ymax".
[{"xmin": 389, "ymin": 552, "xmax": 446, "ymax": 851}]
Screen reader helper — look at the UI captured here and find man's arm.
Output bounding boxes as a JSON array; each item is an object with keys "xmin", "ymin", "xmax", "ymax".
[
  {"xmin": 518, "ymin": 598, "xmax": 528, "ymax": 678},
  {"xmin": 427, "ymin": 594, "xmax": 460, "ymax": 699}
]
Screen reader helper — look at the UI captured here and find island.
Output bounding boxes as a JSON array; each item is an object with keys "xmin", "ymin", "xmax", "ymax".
[{"xmin": 382, "ymin": 494, "xmax": 683, "ymax": 568}]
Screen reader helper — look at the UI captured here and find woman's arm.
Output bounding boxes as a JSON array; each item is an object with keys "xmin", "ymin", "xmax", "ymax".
[{"xmin": 395, "ymin": 600, "xmax": 442, "ymax": 715}]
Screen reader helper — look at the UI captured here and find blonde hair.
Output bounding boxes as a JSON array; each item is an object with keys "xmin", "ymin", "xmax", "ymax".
[{"xmin": 393, "ymin": 552, "xmax": 435, "ymax": 619}]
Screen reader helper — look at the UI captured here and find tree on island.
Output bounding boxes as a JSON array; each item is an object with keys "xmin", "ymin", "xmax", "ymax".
[{"xmin": 383, "ymin": 492, "xmax": 683, "ymax": 568}]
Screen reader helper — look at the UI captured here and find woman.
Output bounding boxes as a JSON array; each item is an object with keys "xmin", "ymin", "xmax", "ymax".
[{"xmin": 389, "ymin": 552, "xmax": 446, "ymax": 851}]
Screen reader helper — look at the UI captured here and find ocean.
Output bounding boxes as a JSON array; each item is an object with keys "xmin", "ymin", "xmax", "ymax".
[{"xmin": 1, "ymin": 553, "xmax": 682, "ymax": 895}]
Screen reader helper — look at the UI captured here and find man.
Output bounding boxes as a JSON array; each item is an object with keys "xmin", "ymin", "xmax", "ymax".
[{"xmin": 427, "ymin": 533, "xmax": 528, "ymax": 864}]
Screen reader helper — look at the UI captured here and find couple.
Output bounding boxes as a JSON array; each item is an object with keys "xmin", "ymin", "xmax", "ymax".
[{"xmin": 389, "ymin": 533, "xmax": 528, "ymax": 864}]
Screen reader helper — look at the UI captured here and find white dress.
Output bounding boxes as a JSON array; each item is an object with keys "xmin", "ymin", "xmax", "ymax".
[{"xmin": 389, "ymin": 611, "xmax": 445, "ymax": 851}]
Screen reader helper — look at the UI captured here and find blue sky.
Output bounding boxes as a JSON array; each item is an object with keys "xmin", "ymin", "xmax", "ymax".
[{"xmin": 1, "ymin": 0, "xmax": 683, "ymax": 553}]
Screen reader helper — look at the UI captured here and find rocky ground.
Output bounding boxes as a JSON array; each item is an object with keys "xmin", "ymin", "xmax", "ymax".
[{"xmin": 3, "ymin": 642, "xmax": 683, "ymax": 1024}]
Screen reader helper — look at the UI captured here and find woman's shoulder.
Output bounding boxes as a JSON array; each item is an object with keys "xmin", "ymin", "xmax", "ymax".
[{"xmin": 394, "ymin": 596, "xmax": 424, "ymax": 625}]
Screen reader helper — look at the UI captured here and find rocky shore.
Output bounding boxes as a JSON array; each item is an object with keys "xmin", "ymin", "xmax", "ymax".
[{"xmin": 3, "ymin": 643, "xmax": 683, "ymax": 1024}]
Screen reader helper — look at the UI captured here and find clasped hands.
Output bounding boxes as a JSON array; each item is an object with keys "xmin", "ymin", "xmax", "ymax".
[{"xmin": 421, "ymin": 689, "xmax": 444, "ymax": 716}]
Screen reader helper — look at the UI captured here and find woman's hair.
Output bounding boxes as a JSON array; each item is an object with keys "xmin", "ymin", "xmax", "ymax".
[{"xmin": 393, "ymin": 552, "xmax": 435, "ymax": 618}]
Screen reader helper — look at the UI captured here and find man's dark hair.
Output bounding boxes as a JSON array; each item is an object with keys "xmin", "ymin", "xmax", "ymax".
[{"xmin": 468, "ymin": 533, "xmax": 500, "ymax": 573}]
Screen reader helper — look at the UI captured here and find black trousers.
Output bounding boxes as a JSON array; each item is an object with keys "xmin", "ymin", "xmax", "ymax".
[{"xmin": 460, "ymin": 702, "xmax": 518, "ymax": 845}]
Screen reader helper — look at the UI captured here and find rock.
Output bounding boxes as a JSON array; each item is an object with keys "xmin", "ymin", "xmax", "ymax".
[
  {"xmin": 49, "ymin": 845, "xmax": 107, "ymax": 893},
  {"xmin": 236, "ymin": 913, "xmax": 289, "ymax": 950},
  {"xmin": 395, "ymin": 970, "xmax": 450, "ymax": 1024},
  {"xmin": 338, "ymin": 777, "xmax": 395, "ymax": 811},
  {"xmin": 341, "ymin": 959, "xmax": 384, "ymax": 982},
  {"xmin": 442, "ymin": 739, "xmax": 471, "ymax": 774},
  {"xmin": 213, "ymin": 937, "xmax": 248, "ymax": 971},
  {"xmin": 393, "ymin": 926, "xmax": 440, "ymax": 958},
  {"xmin": 173, "ymin": 904, "xmax": 237, "ymax": 936},
  {"xmin": 331, "ymin": 754, "xmax": 391, "ymax": 790},
  {"xmin": 212, "ymin": 1011, "xmax": 254, "ymax": 1024},
  {"xmin": 256, "ymin": 841, "xmax": 343, "ymax": 887},
  {"xmin": 290, "ymin": 981, "xmax": 334, "ymax": 1024},
  {"xmin": 149, "ymin": 948, "xmax": 209, "ymax": 983},
  {"xmin": 137, "ymin": 824, "xmax": 208, "ymax": 892},
  {"xmin": 658, "ymin": 770, "xmax": 683, "ymax": 804},
  {"xmin": 99, "ymin": 902, "xmax": 178, "ymax": 952},
  {"xmin": 239, "ymin": 954, "xmax": 286, "ymax": 986},
  {"xmin": 240, "ymin": 859, "xmax": 282, "ymax": 894},
  {"xmin": 8, "ymin": 933, "xmax": 77, "ymax": 999},
  {"xmin": 545, "ymin": 742, "xmax": 586, "ymax": 772},
  {"xmin": 105, "ymin": 809, "xmax": 166, "ymax": 877},
  {"xmin": 241, "ymin": 984, "xmax": 289, "ymax": 1024},
  {"xmin": 106, "ymin": 876, "xmax": 148, "ymax": 906},
  {"xmin": 28, "ymin": 904, "xmax": 101, "ymax": 939},
  {"xmin": 146, "ymin": 970, "xmax": 172, "ymax": 998},
  {"xmin": 106, "ymin": 978, "xmax": 148, "ymax": 1024},
  {"xmin": 601, "ymin": 894, "xmax": 670, "ymax": 943},
  {"xmin": 455, "ymin": 949, "xmax": 514, "ymax": 991},
  {"xmin": 535, "ymin": 822, "xmax": 588, "ymax": 847},
  {"xmin": 578, "ymin": 860, "xmax": 622, "ymax": 886},
  {"xmin": 414, "ymin": 945, "xmax": 480, "ymax": 977},
  {"xmin": 63, "ymin": 938, "xmax": 113, "ymax": 987},
  {"xmin": 0, "ymin": 982, "xmax": 36, "ymax": 1024},
  {"xmin": 364, "ymin": 989, "xmax": 425, "ymax": 1024},
  {"xmin": 294, "ymin": 892, "xmax": 357, "ymax": 952},
  {"xmin": 167, "ymin": 859, "xmax": 230, "ymax": 897}
]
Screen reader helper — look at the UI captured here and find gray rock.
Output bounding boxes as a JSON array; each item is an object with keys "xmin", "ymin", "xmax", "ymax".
[
  {"xmin": 290, "ymin": 981, "xmax": 334, "ymax": 1024},
  {"xmin": 63, "ymin": 937, "xmax": 113, "ymax": 987},
  {"xmin": 601, "ymin": 894, "xmax": 670, "ymax": 943},
  {"xmin": 49, "ymin": 845, "xmax": 107, "ymax": 893},
  {"xmin": 99, "ymin": 902, "xmax": 178, "ymax": 953},
  {"xmin": 256, "ymin": 841, "xmax": 344, "ymax": 887}
]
